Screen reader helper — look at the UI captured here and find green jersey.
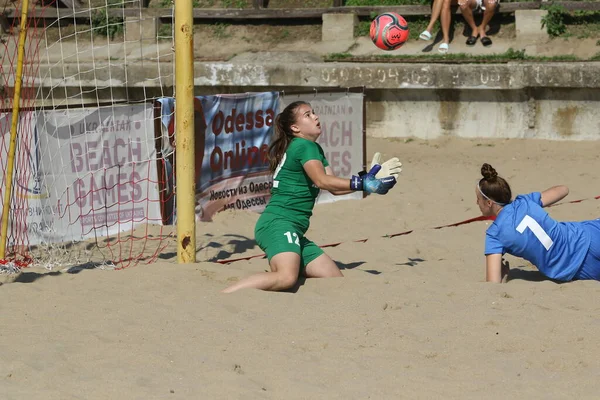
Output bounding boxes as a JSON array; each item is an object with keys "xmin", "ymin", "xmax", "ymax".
[{"xmin": 263, "ymin": 137, "xmax": 329, "ymax": 232}]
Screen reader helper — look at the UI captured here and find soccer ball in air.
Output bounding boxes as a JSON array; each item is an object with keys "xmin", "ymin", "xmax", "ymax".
[{"xmin": 370, "ymin": 12, "xmax": 410, "ymax": 51}]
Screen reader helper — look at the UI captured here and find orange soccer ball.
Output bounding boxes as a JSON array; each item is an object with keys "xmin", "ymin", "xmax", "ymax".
[{"xmin": 369, "ymin": 12, "xmax": 410, "ymax": 51}]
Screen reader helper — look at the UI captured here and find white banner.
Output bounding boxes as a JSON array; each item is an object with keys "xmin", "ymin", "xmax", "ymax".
[
  {"xmin": 18, "ymin": 104, "xmax": 162, "ymax": 245},
  {"xmin": 1, "ymin": 110, "xmax": 42, "ymax": 247},
  {"xmin": 280, "ymin": 92, "xmax": 365, "ymax": 204}
]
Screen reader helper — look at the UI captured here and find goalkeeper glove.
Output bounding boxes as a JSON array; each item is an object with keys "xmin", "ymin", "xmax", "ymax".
[
  {"xmin": 350, "ymin": 165, "xmax": 397, "ymax": 195},
  {"xmin": 370, "ymin": 152, "xmax": 403, "ymax": 179}
]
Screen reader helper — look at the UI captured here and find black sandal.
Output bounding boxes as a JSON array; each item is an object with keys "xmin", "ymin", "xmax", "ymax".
[
  {"xmin": 466, "ymin": 35, "xmax": 479, "ymax": 46},
  {"xmin": 481, "ymin": 36, "xmax": 493, "ymax": 47}
]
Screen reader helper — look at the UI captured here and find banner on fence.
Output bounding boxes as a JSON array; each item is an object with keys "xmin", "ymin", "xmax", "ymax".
[
  {"xmin": 195, "ymin": 92, "xmax": 279, "ymax": 221},
  {"xmin": 159, "ymin": 92, "xmax": 279, "ymax": 222},
  {"xmin": 1, "ymin": 111, "xmax": 38, "ymax": 248},
  {"xmin": 160, "ymin": 90, "xmax": 365, "ymax": 222},
  {"xmin": 17, "ymin": 104, "xmax": 163, "ymax": 245},
  {"xmin": 280, "ymin": 91, "xmax": 365, "ymax": 204}
]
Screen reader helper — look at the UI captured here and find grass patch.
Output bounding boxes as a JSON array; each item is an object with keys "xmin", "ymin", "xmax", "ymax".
[
  {"xmin": 211, "ymin": 22, "xmax": 231, "ymax": 38},
  {"xmin": 356, "ymin": 20, "xmax": 371, "ymax": 37},
  {"xmin": 325, "ymin": 48, "xmax": 586, "ymax": 63},
  {"xmin": 90, "ymin": 0, "xmax": 124, "ymax": 39},
  {"xmin": 542, "ymin": 4, "xmax": 600, "ymax": 38},
  {"xmin": 222, "ymin": 0, "xmax": 248, "ymax": 7}
]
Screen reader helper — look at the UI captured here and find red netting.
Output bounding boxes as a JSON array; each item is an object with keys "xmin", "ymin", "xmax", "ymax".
[
  {"xmin": 1, "ymin": 1, "xmax": 176, "ymax": 271},
  {"xmin": 0, "ymin": 0, "xmax": 45, "ymax": 268}
]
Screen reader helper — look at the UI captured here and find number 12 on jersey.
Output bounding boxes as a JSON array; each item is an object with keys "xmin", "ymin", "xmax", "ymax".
[
  {"xmin": 284, "ymin": 231, "xmax": 300, "ymax": 246},
  {"xmin": 516, "ymin": 215, "xmax": 554, "ymax": 251}
]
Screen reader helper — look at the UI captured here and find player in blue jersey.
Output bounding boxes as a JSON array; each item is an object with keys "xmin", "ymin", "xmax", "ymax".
[
  {"xmin": 222, "ymin": 101, "xmax": 401, "ymax": 293},
  {"xmin": 476, "ymin": 163, "xmax": 600, "ymax": 283}
]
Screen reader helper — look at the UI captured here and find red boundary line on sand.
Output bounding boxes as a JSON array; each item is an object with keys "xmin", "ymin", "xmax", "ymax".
[{"xmin": 215, "ymin": 195, "xmax": 600, "ymax": 265}]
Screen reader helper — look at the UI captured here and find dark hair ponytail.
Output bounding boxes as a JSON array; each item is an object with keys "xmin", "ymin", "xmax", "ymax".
[
  {"xmin": 479, "ymin": 163, "xmax": 512, "ymax": 205},
  {"xmin": 268, "ymin": 101, "xmax": 308, "ymax": 172}
]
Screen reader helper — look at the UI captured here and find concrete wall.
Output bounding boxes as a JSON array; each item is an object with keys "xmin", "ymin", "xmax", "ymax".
[
  {"xmin": 366, "ymin": 88, "xmax": 600, "ymax": 140},
  {"xmin": 23, "ymin": 61, "xmax": 600, "ymax": 141}
]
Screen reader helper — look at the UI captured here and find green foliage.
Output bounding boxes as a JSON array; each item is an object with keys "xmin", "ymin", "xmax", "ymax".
[
  {"xmin": 541, "ymin": 5, "xmax": 600, "ymax": 38},
  {"xmin": 406, "ymin": 16, "xmax": 435, "ymax": 41},
  {"xmin": 91, "ymin": 2, "xmax": 124, "ymax": 38},
  {"xmin": 591, "ymin": 52, "xmax": 600, "ymax": 61},
  {"xmin": 157, "ymin": 23, "xmax": 173, "ymax": 40},
  {"xmin": 355, "ymin": 20, "xmax": 371, "ymax": 37},
  {"xmin": 222, "ymin": 0, "xmax": 247, "ymax": 7},
  {"xmin": 211, "ymin": 22, "xmax": 231, "ymax": 38},
  {"xmin": 328, "ymin": 52, "xmax": 353, "ymax": 59},
  {"xmin": 541, "ymin": 4, "xmax": 567, "ymax": 37},
  {"xmin": 564, "ymin": 10, "xmax": 600, "ymax": 38},
  {"xmin": 503, "ymin": 48, "xmax": 526, "ymax": 59},
  {"xmin": 279, "ymin": 28, "xmax": 290, "ymax": 39}
]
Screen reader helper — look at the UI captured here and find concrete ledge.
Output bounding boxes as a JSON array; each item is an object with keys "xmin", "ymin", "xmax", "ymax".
[
  {"xmin": 322, "ymin": 13, "xmax": 357, "ymax": 42},
  {"xmin": 192, "ymin": 62, "xmax": 600, "ymax": 90},
  {"xmin": 14, "ymin": 61, "xmax": 600, "ymax": 141},
  {"xmin": 28, "ymin": 61, "xmax": 600, "ymax": 90},
  {"xmin": 515, "ymin": 10, "xmax": 549, "ymax": 41}
]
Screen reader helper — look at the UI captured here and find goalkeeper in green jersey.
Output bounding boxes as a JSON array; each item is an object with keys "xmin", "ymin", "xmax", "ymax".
[{"xmin": 222, "ymin": 101, "xmax": 402, "ymax": 293}]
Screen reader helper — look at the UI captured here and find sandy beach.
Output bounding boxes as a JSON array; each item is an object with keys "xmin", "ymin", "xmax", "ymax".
[{"xmin": 2, "ymin": 136, "xmax": 600, "ymax": 399}]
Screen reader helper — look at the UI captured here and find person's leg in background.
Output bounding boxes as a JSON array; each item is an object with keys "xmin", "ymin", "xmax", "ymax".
[
  {"xmin": 478, "ymin": 0, "xmax": 498, "ymax": 46},
  {"xmin": 420, "ymin": 0, "xmax": 443, "ymax": 40},
  {"xmin": 460, "ymin": 0, "xmax": 480, "ymax": 46},
  {"xmin": 439, "ymin": 0, "xmax": 457, "ymax": 53}
]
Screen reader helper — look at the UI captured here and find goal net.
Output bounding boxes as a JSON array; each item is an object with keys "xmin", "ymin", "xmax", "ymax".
[{"xmin": 0, "ymin": 0, "xmax": 177, "ymax": 272}]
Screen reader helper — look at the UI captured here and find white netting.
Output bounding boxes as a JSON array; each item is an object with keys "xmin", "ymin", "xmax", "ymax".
[{"xmin": 1, "ymin": 0, "xmax": 177, "ymax": 270}]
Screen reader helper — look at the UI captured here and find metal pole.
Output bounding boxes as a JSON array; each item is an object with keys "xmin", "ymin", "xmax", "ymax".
[
  {"xmin": 0, "ymin": 0, "xmax": 31, "ymax": 259},
  {"xmin": 174, "ymin": 0, "xmax": 196, "ymax": 263}
]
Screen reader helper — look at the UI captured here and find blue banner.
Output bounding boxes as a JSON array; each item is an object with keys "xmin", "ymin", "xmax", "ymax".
[{"xmin": 159, "ymin": 92, "xmax": 279, "ymax": 221}]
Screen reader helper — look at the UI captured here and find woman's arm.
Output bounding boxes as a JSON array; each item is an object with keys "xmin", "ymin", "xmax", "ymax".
[
  {"xmin": 540, "ymin": 185, "xmax": 569, "ymax": 207},
  {"xmin": 486, "ymin": 253, "xmax": 504, "ymax": 283},
  {"xmin": 324, "ymin": 166, "xmax": 354, "ymax": 196},
  {"xmin": 303, "ymin": 160, "xmax": 354, "ymax": 194}
]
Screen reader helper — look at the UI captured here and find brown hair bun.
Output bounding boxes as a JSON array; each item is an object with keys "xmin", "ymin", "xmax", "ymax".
[{"xmin": 481, "ymin": 163, "xmax": 498, "ymax": 181}]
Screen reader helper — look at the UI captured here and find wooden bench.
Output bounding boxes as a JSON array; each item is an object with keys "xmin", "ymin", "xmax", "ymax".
[{"xmin": 2, "ymin": 1, "xmax": 600, "ymax": 21}]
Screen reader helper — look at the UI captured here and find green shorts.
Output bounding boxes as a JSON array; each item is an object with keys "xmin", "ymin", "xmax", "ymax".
[{"xmin": 254, "ymin": 213, "xmax": 324, "ymax": 274}]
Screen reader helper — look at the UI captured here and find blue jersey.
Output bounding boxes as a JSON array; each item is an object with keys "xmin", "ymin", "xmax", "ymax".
[{"xmin": 485, "ymin": 192, "xmax": 591, "ymax": 281}]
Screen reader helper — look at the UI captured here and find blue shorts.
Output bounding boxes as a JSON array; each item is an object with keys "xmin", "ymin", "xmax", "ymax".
[{"xmin": 573, "ymin": 219, "xmax": 600, "ymax": 280}]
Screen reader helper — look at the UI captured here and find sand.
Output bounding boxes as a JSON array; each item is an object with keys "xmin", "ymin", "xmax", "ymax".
[{"xmin": 2, "ymin": 136, "xmax": 600, "ymax": 399}]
